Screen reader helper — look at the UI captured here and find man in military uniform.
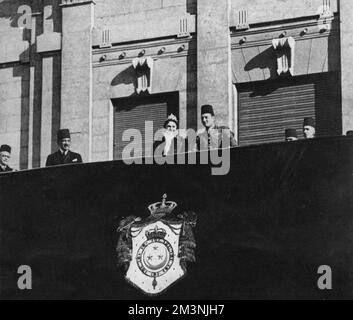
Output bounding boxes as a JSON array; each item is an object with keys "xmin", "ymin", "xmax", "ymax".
[
  {"xmin": 45, "ymin": 129, "xmax": 83, "ymax": 167},
  {"xmin": 0, "ymin": 144, "xmax": 14, "ymax": 173},
  {"xmin": 303, "ymin": 117, "xmax": 316, "ymax": 139},
  {"xmin": 196, "ymin": 104, "xmax": 237, "ymax": 151},
  {"xmin": 285, "ymin": 128, "xmax": 298, "ymax": 142}
]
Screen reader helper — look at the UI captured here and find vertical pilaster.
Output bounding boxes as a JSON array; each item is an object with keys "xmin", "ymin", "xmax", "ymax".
[
  {"xmin": 40, "ymin": 1, "xmax": 62, "ymax": 166},
  {"xmin": 60, "ymin": 0, "xmax": 95, "ymax": 162},
  {"xmin": 28, "ymin": 9, "xmax": 43, "ymax": 169},
  {"xmin": 40, "ymin": 56, "xmax": 54, "ymax": 166},
  {"xmin": 340, "ymin": 0, "xmax": 353, "ymax": 134},
  {"xmin": 197, "ymin": 0, "xmax": 233, "ymax": 130}
]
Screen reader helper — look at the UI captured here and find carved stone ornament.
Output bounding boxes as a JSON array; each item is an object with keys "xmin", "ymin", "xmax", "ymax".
[
  {"xmin": 272, "ymin": 37, "xmax": 295, "ymax": 76},
  {"xmin": 132, "ymin": 57, "xmax": 154, "ymax": 94}
]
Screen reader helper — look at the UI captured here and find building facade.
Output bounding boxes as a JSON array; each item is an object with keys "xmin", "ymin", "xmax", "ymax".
[{"xmin": 0, "ymin": 0, "xmax": 352, "ymax": 170}]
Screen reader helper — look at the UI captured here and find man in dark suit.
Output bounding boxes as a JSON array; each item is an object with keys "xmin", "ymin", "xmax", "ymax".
[
  {"xmin": 0, "ymin": 144, "xmax": 14, "ymax": 173},
  {"xmin": 45, "ymin": 129, "xmax": 83, "ymax": 167}
]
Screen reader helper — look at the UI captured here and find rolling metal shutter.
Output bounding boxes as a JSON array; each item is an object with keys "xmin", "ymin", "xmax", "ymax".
[
  {"xmin": 237, "ymin": 72, "xmax": 341, "ymax": 146},
  {"xmin": 113, "ymin": 94, "xmax": 177, "ymax": 160}
]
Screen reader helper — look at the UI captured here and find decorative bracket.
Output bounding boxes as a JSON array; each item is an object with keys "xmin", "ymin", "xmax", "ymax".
[
  {"xmin": 132, "ymin": 57, "xmax": 153, "ymax": 94},
  {"xmin": 177, "ymin": 16, "xmax": 190, "ymax": 38},
  {"xmin": 235, "ymin": 9, "xmax": 250, "ymax": 31},
  {"xmin": 60, "ymin": 0, "xmax": 96, "ymax": 7},
  {"xmin": 100, "ymin": 28, "xmax": 112, "ymax": 48},
  {"xmin": 318, "ymin": 0, "xmax": 334, "ymax": 32},
  {"xmin": 272, "ymin": 37, "xmax": 295, "ymax": 76}
]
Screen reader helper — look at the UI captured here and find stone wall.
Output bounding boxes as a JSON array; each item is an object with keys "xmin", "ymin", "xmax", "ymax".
[
  {"xmin": 0, "ymin": 0, "xmax": 62, "ymax": 169},
  {"xmin": 92, "ymin": 38, "xmax": 197, "ymax": 161},
  {"xmin": 1, "ymin": 0, "xmax": 351, "ymax": 169},
  {"xmin": 231, "ymin": 18, "xmax": 341, "ymax": 83},
  {"xmin": 231, "ymin": 0, "xmax": 338, "ymax": 25},
  {"xmin": 0, "ymin": 65, "xmax": 29, "ymax": 170},
  {"xmin": 340, "ymin": 0, "xmax": 353, "ymax": 134},
  {"xmin": 95, "ymin": 0, "xmax": 196, "ymax": 19}
]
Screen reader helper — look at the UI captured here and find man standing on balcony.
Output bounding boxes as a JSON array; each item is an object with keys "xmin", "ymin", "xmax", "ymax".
[
  {"xmin": 0, "ymin": 144, "xmax": 14, "ymax": 173},
  {"xmin": 196, "ymin": 104, "xmax": 237, "ymax": 151},
  {"xmin": 285, "ymin": 128, "xmax": 298, "ymax": 142},
  {"xmin": 45, "ymin": 129, "xmax": 83, "ymax": 167},
  {"xmin": 303, "ymin": 117, "xmax": 316, "ymax": 139}
]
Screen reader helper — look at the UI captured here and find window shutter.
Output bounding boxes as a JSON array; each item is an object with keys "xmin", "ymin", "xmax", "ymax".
[{"xmin": 237, "ymin": 72, "xmax": 341, "ymax": 146}]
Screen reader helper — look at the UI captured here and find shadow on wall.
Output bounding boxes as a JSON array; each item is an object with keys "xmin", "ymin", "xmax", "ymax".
[
  {"xmin": 110, "ymin": 65, "xmax": 136, "ymax": 87},
  {"xmin": 186, "ymin": 43, "xmax": 197, "ymax": 130},
  {"xmin": 0, "ymin": 0, "xmax": 33, "ymax": 28},
  {"xmin": 186, "ymin": 0, "xmax": 196, "ymax": 14},
  {"xmin": 245, "ymin": 73, "xmax": 293, "ymax": 98},
  {"xmin": 0, "ymin": 0, "xmax": 62, "ymax": 34},
  {"xmin": 244, "ymin": 46, "xmax": 279, "ymax": 83},
  {"xmin": 242, "ymin": 46, "xmax": 297, "ymax": 97}
]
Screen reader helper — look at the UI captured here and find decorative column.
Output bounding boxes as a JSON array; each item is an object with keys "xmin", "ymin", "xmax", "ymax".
[
  {"xmin": 197, "ymin": 0, "xmax": 233, "ymax": 130},
  {"xmin": 340, "ymin": 0, "xmax": 353, "ymax": 134},
  {"xmin": 60, "ymin": 0, "xmax": 95, "ymax": 162}
]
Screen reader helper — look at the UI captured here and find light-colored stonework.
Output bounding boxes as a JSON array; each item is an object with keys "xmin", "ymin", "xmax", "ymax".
[{"xmin": 0, "ymin": 0, "xmax": 351, "ymax": 169}]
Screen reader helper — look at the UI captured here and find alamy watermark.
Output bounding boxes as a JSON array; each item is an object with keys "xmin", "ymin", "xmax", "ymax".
[
  {"xmin": 120, "ymin": 121, "xmax": 231, "ymax": 176},
  {"xmin": 17, "ymin": 265, "xmax": 32, "ymax": 290},
  {"xmin": 317, "ymin": 265, "xmax": 332, "ymax": 290},
  {"xmin": 17, "ymin": 5, "xmax": 32, "ymax": 29}
]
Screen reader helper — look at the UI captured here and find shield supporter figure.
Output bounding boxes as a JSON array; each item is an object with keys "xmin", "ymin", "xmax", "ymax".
[{"xmin": 117, "ymin": 194, "xmax": 197, "ymax": 295}]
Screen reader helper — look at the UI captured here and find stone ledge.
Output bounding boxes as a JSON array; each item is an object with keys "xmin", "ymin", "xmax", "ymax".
[
  {"xmin": 60, "ymin": 0, "xmax": 95, "ymax": 8},
  {"xmin": 37, "ymin": 32, "xmax": 62, "ymax": 53},
  {"xmin": 92, "ymin": 14, "xmax": 196, "ymax": 46}
]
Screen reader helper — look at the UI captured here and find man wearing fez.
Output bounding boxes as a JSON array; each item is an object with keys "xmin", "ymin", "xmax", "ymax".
[
  {"xmin": 303, "ymin": 117, "xmax": 316, "ymax": 139},
  {"xmin": 196, "ymin": 104, "xmax": 237, "ymax": 151},
  {"xmin": 45, "ymin": 129, "xmax": 83, "ymax": 167},
  {"xmin": 285, "ymin": 128, "xmax": 298, "ymax": 142},
  {"xmin": 0, "ymin": 144, "xmax": 14, "ymax": 173}
]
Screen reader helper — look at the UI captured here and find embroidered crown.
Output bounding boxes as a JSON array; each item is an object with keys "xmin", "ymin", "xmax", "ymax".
[{"xmin": 148, "ymin": 194, "xmax": 177, "ymax": 216}]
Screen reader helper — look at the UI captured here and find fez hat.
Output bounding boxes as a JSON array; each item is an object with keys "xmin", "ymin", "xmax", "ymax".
[
  {"xmin": 285, "ymin": 128, "xmax": 298, "ymax": 138},
  {"xmin": 347, "ymin": 130, "xmax": 353, "ymax": 136},
  {"xmin": 201, "ymin": 104, "xmax": 215, "ymax": 116},
  {"xmin": 164, "ymin": 114, "xmax": 179, "ymax": 129},
  {"xmin": 57, "ymin": 129, "xmax": 71, "ymax": 141},
  {"xmin": 303, "ymin": 117, "xmax": 315, "ymax": 128},
  {"xmin": 0, "ymin": 144, "xmax": 11, "ymax": 153}
]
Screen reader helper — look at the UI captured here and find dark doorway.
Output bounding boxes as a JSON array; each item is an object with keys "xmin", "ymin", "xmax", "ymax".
[{"xmin": 112, "ymin": 92, "xmax": 179, "ymax": 160}]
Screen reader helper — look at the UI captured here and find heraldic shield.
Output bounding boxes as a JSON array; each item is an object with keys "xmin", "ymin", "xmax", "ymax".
[{"xmin": 116, "ymin": 194, "xmax": 197, "ymax": 295}]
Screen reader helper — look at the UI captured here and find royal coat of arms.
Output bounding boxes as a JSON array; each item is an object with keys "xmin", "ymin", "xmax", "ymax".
[{"xmin": 116, "ymin": 194, "xmax": 197, "ymax": 295}]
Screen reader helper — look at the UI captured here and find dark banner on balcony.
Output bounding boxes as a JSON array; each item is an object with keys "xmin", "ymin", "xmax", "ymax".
[{"xmin": 0, "ymin": 137, "xmax": 353, "ymax": 299}]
